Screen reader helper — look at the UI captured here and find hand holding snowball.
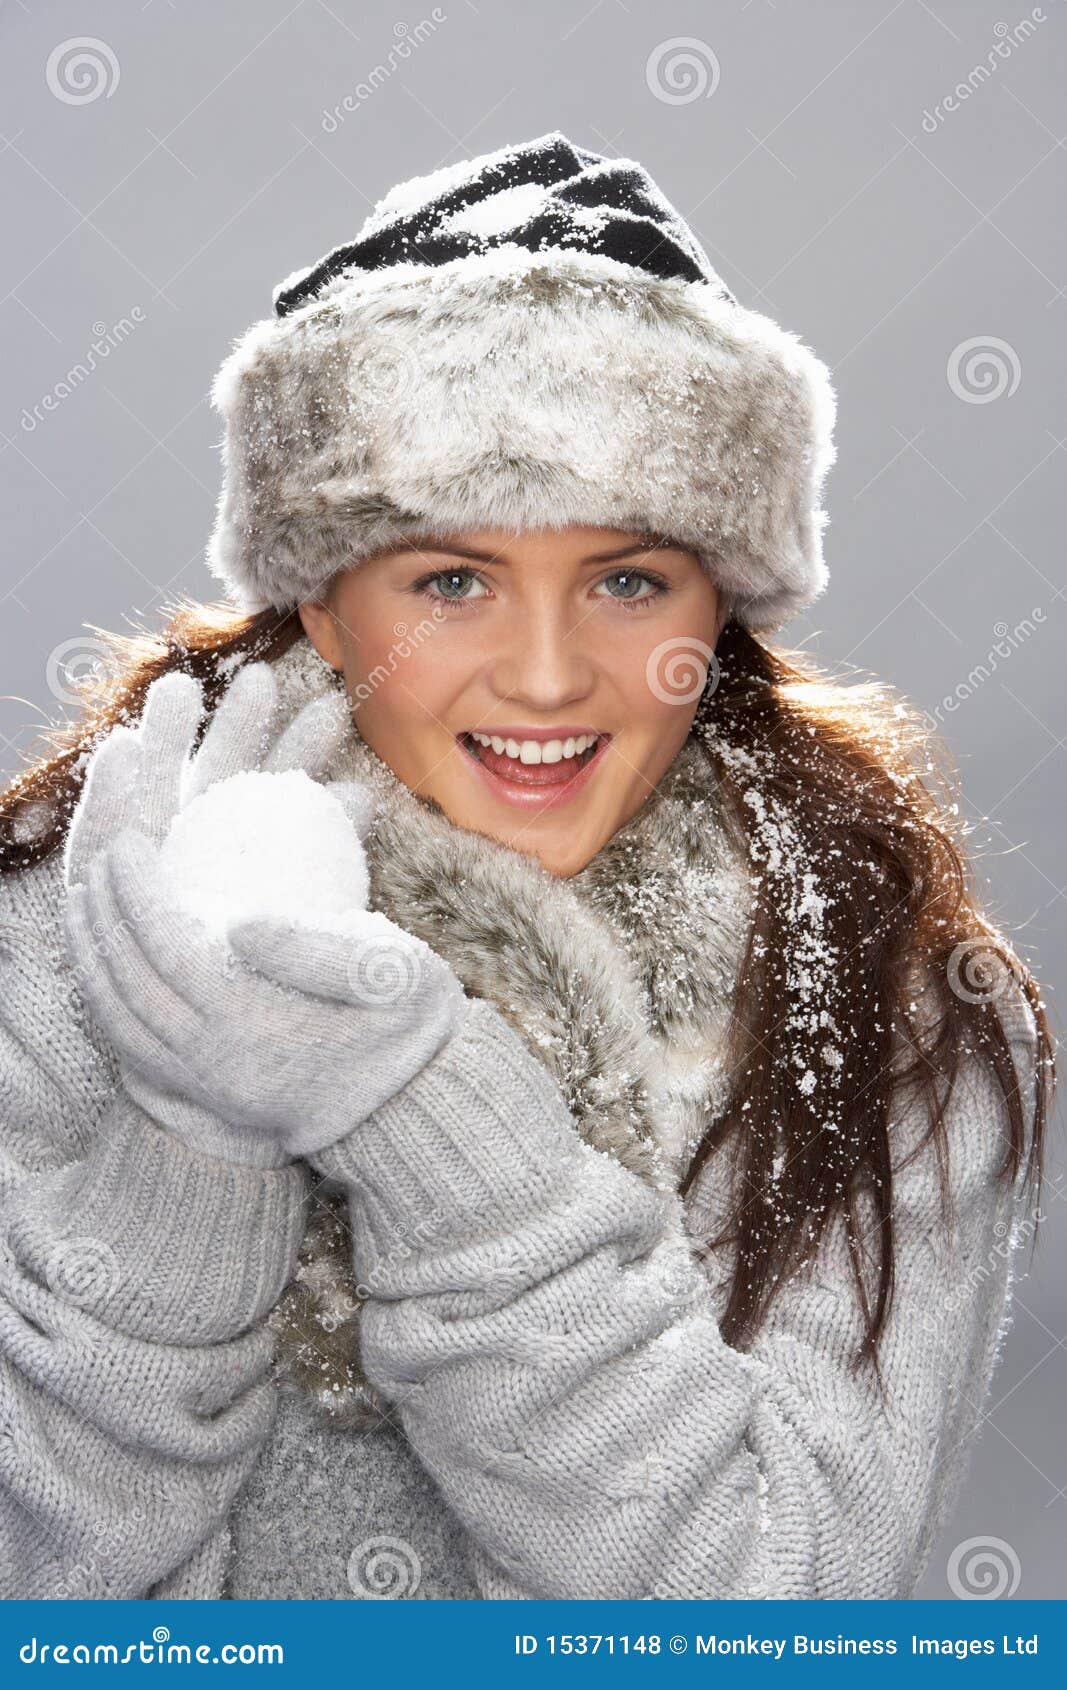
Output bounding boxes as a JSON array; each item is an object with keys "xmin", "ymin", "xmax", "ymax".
[
  {"xmin": 70, "ymin": 822, "xmax": 468, "ymax": 1160},
  {"xmin": 63, "ymin": 659, "xmax": 367, "ymax": 891},
  {"xmin": 64, "ymin": 662, "xmax": 468, "ymax": 1166}
]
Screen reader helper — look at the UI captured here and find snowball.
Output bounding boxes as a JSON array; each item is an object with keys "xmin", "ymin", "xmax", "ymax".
[{"xmin": 158, "ymin": 769, "xmax": 369, "ymax": 937}]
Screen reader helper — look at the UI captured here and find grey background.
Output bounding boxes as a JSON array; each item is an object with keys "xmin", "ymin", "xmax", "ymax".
[{"xmin": 1, "ymin": 0, "xmax": 1063, "ymax": 1600}]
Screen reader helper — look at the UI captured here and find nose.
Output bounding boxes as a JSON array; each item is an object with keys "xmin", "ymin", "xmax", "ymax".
[{"xmin": 487, "ymin": 600, "xmax": 597, "ymax": 712}]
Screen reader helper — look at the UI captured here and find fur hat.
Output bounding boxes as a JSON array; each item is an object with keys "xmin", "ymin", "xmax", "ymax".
[{"xmin": 205, "ymin": 131, "xmax": 837, "ymax": 632}]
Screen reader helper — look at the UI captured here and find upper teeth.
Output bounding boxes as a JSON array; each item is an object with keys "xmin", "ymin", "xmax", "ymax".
[{"xmin": 469, "ymin": 732, "xmax": 600, "ymax": 764}]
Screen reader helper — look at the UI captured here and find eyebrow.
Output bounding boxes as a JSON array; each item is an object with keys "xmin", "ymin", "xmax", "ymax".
[{"xmin": 388, "ymin": 534, "xmax": 684, "ymax": 565}]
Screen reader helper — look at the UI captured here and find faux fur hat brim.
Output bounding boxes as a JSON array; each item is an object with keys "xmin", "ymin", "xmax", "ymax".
[{"xmin": 206, "ymin": 245, "xmax": 836, "ymax": 632}]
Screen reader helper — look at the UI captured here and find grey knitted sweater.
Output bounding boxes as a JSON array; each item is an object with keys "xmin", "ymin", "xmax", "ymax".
[{"xmin": 0, "ymin": 643, "xmax": 1041, "ymax": 1600}]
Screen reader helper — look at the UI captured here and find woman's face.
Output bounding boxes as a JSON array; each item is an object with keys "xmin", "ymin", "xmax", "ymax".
[{"xmin": 299, "ymin": 526, "xmax": 727, "ymax": 877}]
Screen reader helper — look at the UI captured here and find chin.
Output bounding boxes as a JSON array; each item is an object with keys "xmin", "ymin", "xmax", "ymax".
[{"xmin": 496, "ymin": 816, "xmax": 606, "ymax": 877}]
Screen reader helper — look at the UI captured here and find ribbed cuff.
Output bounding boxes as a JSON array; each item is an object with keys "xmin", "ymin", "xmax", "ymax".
[
  {"xmin": 313, "ymin": 996, "xmax": 631, "ymax": 1247},
  {"xmin": 5, "ymin": 1090, "xmax": 308, "ymax": 1345}
]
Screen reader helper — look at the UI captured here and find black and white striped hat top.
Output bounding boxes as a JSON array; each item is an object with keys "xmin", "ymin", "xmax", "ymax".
[{"xmin": 272, "ymin": 130, "xmax": 736, "ymax": 318}]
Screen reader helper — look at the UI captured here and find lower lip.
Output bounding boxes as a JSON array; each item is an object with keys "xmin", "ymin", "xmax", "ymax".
[{"xmin": 457, "ymin": 734, "xmax": 611, "ymax": 810}]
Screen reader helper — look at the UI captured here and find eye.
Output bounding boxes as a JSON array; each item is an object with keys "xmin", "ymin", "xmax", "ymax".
[
  {"xmin": 593, "ymin": 568, "xmax": 668, "ymax": 609},
  {"xmin": 412, "ymin": 568, "xmax": 489, "ymax": 607}
]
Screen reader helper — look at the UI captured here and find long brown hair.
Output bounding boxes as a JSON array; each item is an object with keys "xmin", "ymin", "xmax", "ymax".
[{"xmin": 1, "ymin": 601, "xmax": 1055, "ymax": 1377}]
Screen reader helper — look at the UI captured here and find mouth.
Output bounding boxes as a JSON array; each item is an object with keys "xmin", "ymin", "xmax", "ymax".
[{"xmin": 456, "ymin": 728, "xmax": 612, "ymax": 810}]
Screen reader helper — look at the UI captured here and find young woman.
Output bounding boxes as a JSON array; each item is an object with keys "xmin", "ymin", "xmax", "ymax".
[{"xmin": 0, "ymin": 133, "xmax": 1053, "ymax": 1601}]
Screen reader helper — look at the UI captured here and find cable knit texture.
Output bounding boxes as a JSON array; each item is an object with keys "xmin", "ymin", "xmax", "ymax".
[
  {"xmin": 310, "ymin": 997, "xmax": 1037, "ymax": 1600},
  {"xmin": 0, "ymin": 638, "xmax": 1041, "ymax": 1600},
  {"xmin": 0, "ymin": 864, "xmax": 308, "ymax": 1597}
]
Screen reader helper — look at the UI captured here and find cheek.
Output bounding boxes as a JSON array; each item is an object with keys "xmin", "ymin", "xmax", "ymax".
[
  {"xmin": 339, "ymin": 624, "xmax": 460, "ymax": 745},
  {"xmin": 618, "ymin": 697, "xmax": 701, "ymax": 782}
]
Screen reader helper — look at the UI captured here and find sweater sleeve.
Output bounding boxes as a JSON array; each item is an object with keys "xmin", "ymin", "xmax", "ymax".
[
  {"xmin": 312, "ymin": 991, "xmax": 1042, "ymax": 1601},
  {"xmin": 0, "ymin": 868, "xmax": 308, "ymax": 1598}
]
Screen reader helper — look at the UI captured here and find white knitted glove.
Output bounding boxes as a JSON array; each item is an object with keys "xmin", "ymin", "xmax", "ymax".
[
  {"xmin": 67, "ymin": 828, "xmax": 470, "ymax": 1160},
  {"xmin": 63, "ymin": 660, "xmax": 379, "ymax": 1167},
  {"xmin": 64, "ymin": 659, "xmax": 373, "ymax": 889}
]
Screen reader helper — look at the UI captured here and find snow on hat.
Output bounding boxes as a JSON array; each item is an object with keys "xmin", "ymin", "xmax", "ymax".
[{"xmin": 206, "ymin": 131, "xmax": 837, "ymax": 632}]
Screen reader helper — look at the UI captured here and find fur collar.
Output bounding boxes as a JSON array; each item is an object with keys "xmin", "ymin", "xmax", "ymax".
[{"xmin": 264, "ymin": 639, "xmax": 755, "ymax": 1424}]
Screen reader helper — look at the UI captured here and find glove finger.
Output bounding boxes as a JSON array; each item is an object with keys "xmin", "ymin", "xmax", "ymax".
[
  {"xmin": 183, "ymin": 662, "xmax": 279, "ymax": 803},
  {"xmin": 262, "ymin": 686, "xmax": 352, "ymax": 779},
  {"xmin": 229, "ymin": 911, "xmax": 439, "ymax": 1009},
  {"xmin": 104, "ymin": 829, "xmax": 254, "ymax": 1021},
  {"xmin": 323, "ymin": 779, "xmax": 377, "ymax": 841},
  {"xmin": 63, "ymin": 726, "xmax": 143, "ymax": 889},
  {"xmin": 135, "ymin": 672, "xmax": 204, "ymax": 842},
  {"xmin": 79, "ymin": 848, "xmax": 209, "ymax": 1061},
  {"xmin": 65, "ymin": 885, "xmax": 186, "ymax": 1081}
]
